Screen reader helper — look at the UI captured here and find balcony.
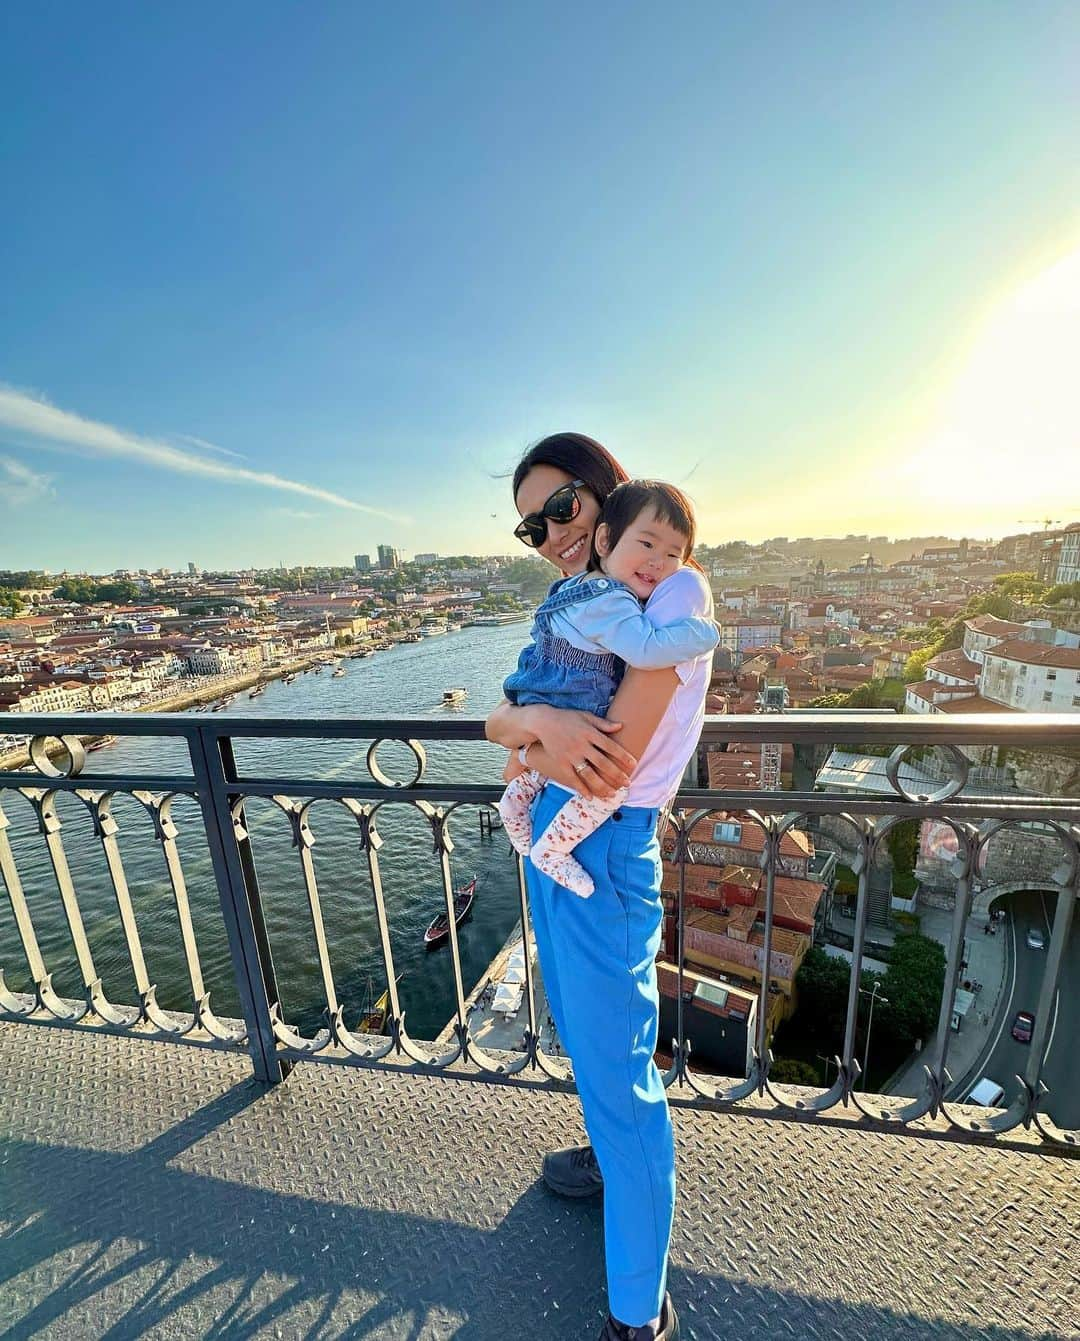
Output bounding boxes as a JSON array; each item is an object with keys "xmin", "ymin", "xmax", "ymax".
[{"xmin": 1, "ymin": 712, "xmax": 1077, "ymax": 1338}]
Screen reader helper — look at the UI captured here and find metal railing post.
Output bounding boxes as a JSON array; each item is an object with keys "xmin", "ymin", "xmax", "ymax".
[{"xmin": 188, "ymin": 726, "xmax": 285, "ymax": 1083}]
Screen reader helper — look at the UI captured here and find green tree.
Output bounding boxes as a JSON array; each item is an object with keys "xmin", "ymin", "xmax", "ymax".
[
  {"xmin": 887, "ymin": 820, "xmax": 919, "ymax": 876},
  {"xmin": 1044, "ymin": 581, "xmax": 1080, "ymax": 606},
  {"xmin": 880, "ymin": 933, "xmax": 946, "ymax": 1049},
  {"xmin": 770, "ymin": 1058, "xmax": 820, "ymax": 1086}
]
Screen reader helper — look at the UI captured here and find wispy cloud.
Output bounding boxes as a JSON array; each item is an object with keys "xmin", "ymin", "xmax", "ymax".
[
  {"xmin": 268, "ymin": 505, "xmax": 322, "ymax": 521},
  {"xmin": 172, "ymin": 432, "xmax": 247, "ymax": 461},
  {"xmin": 0, "ymin": 386, "xmax": 410, "ymax": 522},
  {"xmin": 0, "ymin": 454, "xmax": 54, "ymax": 506}
]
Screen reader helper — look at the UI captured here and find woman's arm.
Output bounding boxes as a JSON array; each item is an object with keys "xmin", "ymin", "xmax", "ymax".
[
  {"xmin": 524, "ymin": 666, "xmax": 678, "ymax": 798},
  {"xmin": 485, "ymin": 698, "xmax": 635, "ymax": 790}
]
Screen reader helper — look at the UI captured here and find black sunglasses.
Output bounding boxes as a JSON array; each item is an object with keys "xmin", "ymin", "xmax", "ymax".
[{"xmin": 513, "ymin": 479, "xmax": 586, "ymax": 548}]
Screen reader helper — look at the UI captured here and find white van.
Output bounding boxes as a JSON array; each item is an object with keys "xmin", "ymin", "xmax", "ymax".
[{"xmin": 966, "ymin": 1077, "xmax": 1005, "ymax": 1108}]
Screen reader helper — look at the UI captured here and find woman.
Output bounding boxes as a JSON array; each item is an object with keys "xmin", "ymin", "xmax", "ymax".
[{"xmin": 486, "ymin": 433, "xmax": 714, "ymax": 1341}]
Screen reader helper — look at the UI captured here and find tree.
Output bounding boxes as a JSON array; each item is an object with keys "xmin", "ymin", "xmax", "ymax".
[
  {"xmin": 880, "ymin": 933, "xmax": 945, "ymax": 1050},
  {"xmin": 1044, "ymin": 581, "xmax": 1080, "ymax": 606},
  {"xmin": 770, "ymin": 1058, "xmax": 820, "ymax": 1086},
  {"xmin": 887, "ymin": 820, "xmax": 919, "ymax": 876},
  {"xmin": 903, "ymin": 646, "xmax": 934, "ymax": 683}
]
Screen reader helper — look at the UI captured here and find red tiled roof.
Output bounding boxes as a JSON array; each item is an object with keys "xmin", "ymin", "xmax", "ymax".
[
  {"xmin": 963, "ymin": 614, "xmax": 1028, "ymax": 638},
  {"xmin": 984, "ymin": 639, "xmax": 1080, "ymax": 671},
  {"xmin": 933, "ymin": 694, "xmax": 1019, "ymax": 714},
  {"xmin": 925, "ymin": 648, "xmax": 980, "ymax": 680}
]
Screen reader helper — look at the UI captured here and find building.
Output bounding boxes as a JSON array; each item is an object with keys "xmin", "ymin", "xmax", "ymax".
[
  {"xmin": 1055, "ymin": 524, "xmax": 1080, "ymax": 586},
  {"xmin": 980, "ymin": 639, "xmax": 1080, "ymax": 712},
  {"xmin": 353, "ymin": 554, "xmax": 372, "ymax": 573},
  {"xmin": 377, "ymin": 545, "xmax": 400, "ymax": 571},
  {"xmin": 654, "ymin": 961, "xmax": 757, "ymax": 1076},
  {"xmin": 659, "ymin": 814, "xmax": 826, "ymax": 1030},
  {"xmin": 414, "ymin": 552, "xmax": 438, "ymax": 566}
]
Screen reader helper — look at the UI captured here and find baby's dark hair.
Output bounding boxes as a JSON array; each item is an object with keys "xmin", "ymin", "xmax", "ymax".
[{"xmin": 589, "ymin": 479, "xmax": 698, "ymax": 570}]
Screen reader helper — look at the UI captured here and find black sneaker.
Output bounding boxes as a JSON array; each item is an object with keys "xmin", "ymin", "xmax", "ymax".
[
  {"xmin": 541, "ymin": 1142, "xmax": 604, "ymax": 1198},
  {"xmin": 597, "ymin": 1292, "xmax": 679, "ymax": 1340}
]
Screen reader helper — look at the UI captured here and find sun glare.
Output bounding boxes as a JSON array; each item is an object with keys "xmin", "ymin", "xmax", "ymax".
[{"xmin": 899, "ymin": 244, "xmax": 1080, "ymax": 530}]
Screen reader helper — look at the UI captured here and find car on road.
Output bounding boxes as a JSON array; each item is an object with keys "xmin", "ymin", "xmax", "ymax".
[
  {"xmin": 1026, "ymin": 927, "xmax": 1046, "ymax": 951},
  {"xmin": 966, "ymin": 1077, "xmax": 1005, "ymax": 1107},
  {"xmin": 1011, "ymin": 1010, "xmax": 1035, "ymax": 1044}
]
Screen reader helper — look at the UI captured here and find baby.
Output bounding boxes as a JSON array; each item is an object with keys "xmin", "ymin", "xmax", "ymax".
[{"xmin": 498, "ymin": 479, "xmax": 718, "ymax": 896}]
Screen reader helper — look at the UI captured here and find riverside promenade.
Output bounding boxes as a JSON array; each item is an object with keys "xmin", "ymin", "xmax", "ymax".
[{"xmin": 1, "ymin": 1023, "xmax": 1076, "ymax": 1340}]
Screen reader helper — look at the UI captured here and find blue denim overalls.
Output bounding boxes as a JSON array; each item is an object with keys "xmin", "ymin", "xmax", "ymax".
[{"xmin": 502, "ymin": 575, "xmax": 625, "ymax": 717}]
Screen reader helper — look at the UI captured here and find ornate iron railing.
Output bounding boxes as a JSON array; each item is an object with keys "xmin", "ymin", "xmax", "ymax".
[{"xmin": 0, "ymin": 711, "xmax": 1076, "ymax": 1151}]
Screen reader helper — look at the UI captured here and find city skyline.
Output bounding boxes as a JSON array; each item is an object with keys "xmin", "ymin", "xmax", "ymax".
[{"xmin": 2, "ymin": 6, "xmax": 1079, "ymax": 568}]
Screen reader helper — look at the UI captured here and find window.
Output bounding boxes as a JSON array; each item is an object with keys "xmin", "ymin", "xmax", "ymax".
[
  {"xmin": 1074, "ymin": 696, "xmax": 1080, "ymax": 707},
  {"xmin": 1047, "ymin": 670, "xmax": 1057, "ymax": 681},
  {"xmin": 1019, "ymin": 664, "xmax": 1027, "ymax": 676},
  {"xmin": 1043, "ymin": 691, "xmax": 1053, "ymax": 702},
  {"xmin": 713, "ymin": 820, "xmax": 743, "ymax": 844}
]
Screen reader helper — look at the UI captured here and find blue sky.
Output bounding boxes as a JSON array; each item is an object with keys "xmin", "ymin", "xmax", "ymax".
[{"xmin": 2, "ymin": 3, "xmax": 1078, "ymax": 571}]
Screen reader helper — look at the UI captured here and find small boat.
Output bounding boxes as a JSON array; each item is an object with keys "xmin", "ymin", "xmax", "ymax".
[
  {"xmin": 212, "ymin": 694, "xmax": 234, "ymax": 712},
  {"xmin": 424, "ymin": 877, "xmax": 478, "ymax": 950},
  {"xmin": 332, "ymin": 666, "xmax": 346, "ymax": 678},
  {"xmin": 442, "ymin": 687, "xmax": 468, "ymax": 706},
  {"xmin": 283, "ymin": 674, "xmax": 297, "ymax": 685},
  {"xmin": 86, "ymin": 734, "xmax": 119, "ymax": 752},
  {"xmin": 356, "ymin": 973, "xmax": 403, "ymax": 1035},
  {"xmin": 248, "ymin": 685, "xmax": 265, "ymax": 699}
]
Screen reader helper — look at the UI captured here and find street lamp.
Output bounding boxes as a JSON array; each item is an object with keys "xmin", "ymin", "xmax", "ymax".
[{"xmin": 858, "ymin": 982, "xmax": 889, "ymax": 1091}]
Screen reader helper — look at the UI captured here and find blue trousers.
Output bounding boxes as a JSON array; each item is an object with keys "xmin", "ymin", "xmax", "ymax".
[{"xmin": 525, "ymin": 783, "xmax": 675, "ymax": 1326}]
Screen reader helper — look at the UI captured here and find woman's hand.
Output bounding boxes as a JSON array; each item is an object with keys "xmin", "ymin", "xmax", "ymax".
[{"xmin": 532, "ymin": 707, "xmax": 636, "ymax": 794}]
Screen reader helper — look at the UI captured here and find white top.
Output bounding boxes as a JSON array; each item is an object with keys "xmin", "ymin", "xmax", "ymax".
[{"xmin": 623, "ymin": 567, "xmax": 714, "ymax": 808}]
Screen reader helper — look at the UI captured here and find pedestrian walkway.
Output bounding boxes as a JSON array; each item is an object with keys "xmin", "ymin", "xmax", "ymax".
[
  {"xmin": 1, "ymin": 1023, "xmax": 1074, "ymax": 1339},
  {"xmin": 435, "ymin": 924, "xmax": 565, "ymax": 1057},
  {"xmin": 887, "ymin": 900, "xmax": 1009, "ymax": 1100}
]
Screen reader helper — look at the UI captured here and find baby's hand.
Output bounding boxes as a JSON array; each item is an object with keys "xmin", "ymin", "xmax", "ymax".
[{"xmin": 502, "ymin": 751, "xmax": 528, "ymax": 784}]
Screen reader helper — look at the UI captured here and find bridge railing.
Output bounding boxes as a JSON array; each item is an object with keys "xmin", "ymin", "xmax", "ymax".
[{"xmin": 0, "ymin": 711, "xmax": 1075, "ymax": 1149}]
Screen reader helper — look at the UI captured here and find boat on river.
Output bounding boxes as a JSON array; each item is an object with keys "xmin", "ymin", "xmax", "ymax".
[
  {"xmin": 423, "ymin": 876, "xmax": 477, "ymax": 950},
  {"xmin": 442, "ymin": 687, "xmax": 467, "ymax": 706},
  {"xmin": 356, "ymin": 973, "xmax": 404, "ymax": 1035},
  {"xmin": 332, "ymin": 666, "xmax": 346, "ymax": 678},
  {"xmin": 86, "ymin": 734, "xmax": 119, "ymax": 752}
]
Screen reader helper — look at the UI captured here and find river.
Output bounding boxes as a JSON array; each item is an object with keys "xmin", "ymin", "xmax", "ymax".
[{"xmin": 0, "ymin": 623, "xmax": 531, "ymax": 1041}]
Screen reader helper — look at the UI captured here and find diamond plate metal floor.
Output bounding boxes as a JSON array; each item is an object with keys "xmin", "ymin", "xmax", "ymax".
[{"xmin": 0, "ymin": 1025, "xmax": 1076, "ymax": 1340}]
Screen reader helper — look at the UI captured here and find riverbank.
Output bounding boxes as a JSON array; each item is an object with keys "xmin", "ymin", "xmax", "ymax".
[{"xmin": 0, "ymin": 649, "xmax": 336, "ymax": 771}]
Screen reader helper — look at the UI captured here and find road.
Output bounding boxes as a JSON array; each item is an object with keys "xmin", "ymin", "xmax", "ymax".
[{"xmin": 956, "ymin": 889, "xmax": 1078, "ymax": 1130}]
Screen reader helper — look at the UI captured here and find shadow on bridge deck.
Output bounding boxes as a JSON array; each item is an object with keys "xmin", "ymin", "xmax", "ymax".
[{"xmin": 0, "ymin": 1024, "xmax": 1075, "ymax": 1339}]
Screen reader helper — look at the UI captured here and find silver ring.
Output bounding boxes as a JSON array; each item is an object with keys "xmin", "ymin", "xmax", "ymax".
[{"xmin": 573, "ymin": 761, "xmax": 589, "ymax": 773}]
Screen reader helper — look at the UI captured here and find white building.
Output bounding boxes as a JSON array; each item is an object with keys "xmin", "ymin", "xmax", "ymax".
[
  {"xmin": 980, "ymin": 640, "xmax": 1080, "ymax": 713},
  {"xmin": 1053, "ymin": 524, "xmax": 1080, "ymax": 585}
]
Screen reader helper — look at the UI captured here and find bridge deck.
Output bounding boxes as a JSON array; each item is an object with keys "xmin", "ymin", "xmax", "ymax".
[{"xmin": 0, "ymin": 1025, "xmax": 1075, "ymax": 1339}]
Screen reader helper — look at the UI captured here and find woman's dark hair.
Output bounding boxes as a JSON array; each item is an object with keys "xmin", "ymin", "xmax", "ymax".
[
  {"xmin": 590, "ymin": 479, "xmax": 699, "ymax": 570},
  {"xmin": 511, "ymin": 432, "xmax": 629, "ymax": 509}
]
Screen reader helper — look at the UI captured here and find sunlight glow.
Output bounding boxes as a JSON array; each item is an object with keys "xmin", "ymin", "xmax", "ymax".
[{"xmin": 898, "ymin": 245, "xmax": 1080, "ymax": 530}]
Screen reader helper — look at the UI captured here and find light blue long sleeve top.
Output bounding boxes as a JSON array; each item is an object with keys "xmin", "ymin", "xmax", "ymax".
[{"xmin": 549, "ymin": 573, "xmax": 719, "ymax": 668}]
